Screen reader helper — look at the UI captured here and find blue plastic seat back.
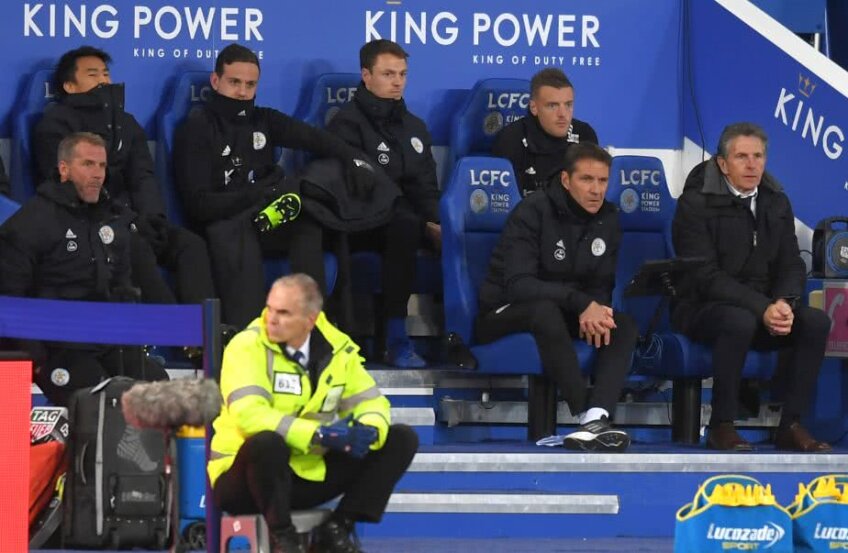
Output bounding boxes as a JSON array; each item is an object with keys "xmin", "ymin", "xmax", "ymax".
[
  {"xmin": 11, "ymin": 68, "xmax": 56, "ymax": 203},
  {"xmin": 0, "ymin": 195, "xmax": 21, "ymax": 225},
  {"xmin": 264, "ymin": 253, "xmax": 338, "ymax": 295},
  {"xmin": 288, "ymin": 73, "xmax": 360, "ymax": 172},
  {"xmin": 296, "ymin": 73, "xmax": 361, "ymax": 129},
  {"xmin": 155, "ymin": 70, "xmax": 212, "ymax": 226},
  {"xmin": 440, "ymin": 156, "xmax": 522, "ymax": 344},
  {"xmin": 449, "ymin": 78, "xmax": 530, "ymax": 163},
  {"xmin": 606, "ymin": 155, "xmax": 676, "ymax": 334}
]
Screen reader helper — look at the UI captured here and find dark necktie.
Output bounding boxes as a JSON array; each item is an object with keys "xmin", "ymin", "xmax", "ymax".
[{"xmin": 293, "ymin": 350, "xmax": 319, "ymax": 389}]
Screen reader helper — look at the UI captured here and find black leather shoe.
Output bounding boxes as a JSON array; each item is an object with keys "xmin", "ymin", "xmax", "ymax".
[
  {"xmin": 707, "ymin": 422, "xmax": 754, "ymax": 451},
  {"xmin": 312, "ymin": 517, "xmax": 365, "ymax": 553},
  {"xmin": 270, "ymin": 525, "xmax": 305, "ymax": 553},
  {"xmin": 445, "ymin": 332, "xmax": 478, "ymax": 369},
  {"xmin": 774, "ymin": 422, "xmax": 831, "ymax": 453}
]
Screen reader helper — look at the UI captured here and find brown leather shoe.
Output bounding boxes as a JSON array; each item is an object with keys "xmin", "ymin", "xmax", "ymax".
[
  {"xmin": 707, "ymin": 422, "xmax": 754, "ymax": 451},
  {"xmin": 774, "ymin": 422, "xmax": 831, "ymax": 453}
]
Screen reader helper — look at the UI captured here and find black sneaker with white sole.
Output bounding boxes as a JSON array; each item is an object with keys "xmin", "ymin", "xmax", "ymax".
[{"xmin": 562, "ymin": 416, "xmax": 631, "ymax": 452}]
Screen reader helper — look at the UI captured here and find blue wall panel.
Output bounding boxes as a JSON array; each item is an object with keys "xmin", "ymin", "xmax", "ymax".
[
  {"xmin": 683, "ymin": 0, "xmax": 848, "ymax": 229},
  {"xmin": 1, "ymin": 1, "xmax": 682, "ymax": 148}
]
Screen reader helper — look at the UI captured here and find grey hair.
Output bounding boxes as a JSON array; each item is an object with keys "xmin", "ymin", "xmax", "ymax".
[
  {"xmin": 272, "ymin": 273, "xmax": 323, "ymax": 315},
  {"xmin": 57, "ymin": 132, "xmax": 106, "ymax": 165},
  {"xmin": 716, "ymin": 122, "xmax": 768, "ymax": 159}
]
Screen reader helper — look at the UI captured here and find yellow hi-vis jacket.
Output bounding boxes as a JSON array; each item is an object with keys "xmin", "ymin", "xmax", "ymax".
[{"xmin": 208, "ymin": 311, "xmax": 391, "ymax": 486}]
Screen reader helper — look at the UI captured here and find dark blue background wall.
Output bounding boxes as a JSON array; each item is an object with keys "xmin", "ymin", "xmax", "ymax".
[{"xmin": 2, "ymin": 1, "xmax": 682, "ymax": 147}]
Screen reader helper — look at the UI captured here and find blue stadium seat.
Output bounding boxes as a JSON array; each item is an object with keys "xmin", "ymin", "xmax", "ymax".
[
  {"xmin": 441, "ymin": 156, "xmax": 596, "ymax": 440},
  {"xmin": 287, "ymin": 73, "xmax": 360, "ymax": 172},
  {"xmin": 448, "ymin": 78, "xmax": 530, "ymax": 164},
  {"xmin": 294, "ymin": 73, "xmax": 360, "ymax": 129},
  {"xmin": 10, "ymin": 68, "xmax": 55, "ymax": 203},
  {"xmin": 155, "ymin": 70, "xmax": 211, "ymax": 226},
  {"xmin": 0, "ymin": 195, "xmax": 20, "ymax": 225},
  {"xmin": 155, "ymin": 70, "xmax": 337, "ymax": 293},
  {"xmin": 605, "ymin": 155, "xmax": 777, "ymax": 443},
  {"xmin": 609, "ymin": 156, "xmax": 678, "ymax": 333}
]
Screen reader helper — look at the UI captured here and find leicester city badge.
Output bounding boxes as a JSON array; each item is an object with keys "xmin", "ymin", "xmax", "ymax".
[
  {"xmin": 50, "ymin": 368, "xmax": 70, "ymax": 387},
  {"xmin": 99, "ymin": 225, "xmax": 115, "ymax": 245},
  {"xmin": 410, "ymin": 136, "xmax": 424, "ymax": 154},
  {"xmin": 253, "ymin": 131, "xmax": 267, "ymax": 150},
  {"xmin": 620, "ymin": 188, "xmax": 639, "ymax": 214},
  {"xmin": 591, "ymin": 237, "xmax": 606, "ymax": 257},
  {"xmin": 483, "ymin": 112, "xmax": 504, "ymax": 136},
  {"xmin": 470, "ymin": 188, "xmax": 489, "ymax": 214}
]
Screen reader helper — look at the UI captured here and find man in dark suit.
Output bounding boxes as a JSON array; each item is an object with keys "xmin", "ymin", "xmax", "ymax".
[{"xmin": 672, "ymin": 122, "xmax": 830, "ymax": 452}]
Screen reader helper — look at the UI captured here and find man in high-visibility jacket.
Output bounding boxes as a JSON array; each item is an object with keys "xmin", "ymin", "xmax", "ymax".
[{"xmin": 209, "ymin": 273, "xmax": 418, "ymax": 553}]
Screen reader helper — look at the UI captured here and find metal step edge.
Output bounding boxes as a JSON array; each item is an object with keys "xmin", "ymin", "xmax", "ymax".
[
  {"xmin": 370, "ymin": 370, "xmax": 527, "ymax": 389},
  {"xmin": 381, "ymin": 387, "xmax": 434, "ymax": 396},
  {"xmin": 392, "ymin": 407, "xmax": 435, "ymax": 426},
  {"xmin": 439, "ymin": 399, "xmax": 780, "ymax": 428},
  {"xmin": 385, "ymin": 492, "xmax": 619, "ymax": 514},
  {"xmin": 407, "ymin": 451, "xmax": 848, "ymax": 473}
]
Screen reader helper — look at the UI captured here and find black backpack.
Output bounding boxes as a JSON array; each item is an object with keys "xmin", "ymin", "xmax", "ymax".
[{"xmin": 63, "ymin": 376, "xmax": 171, "ymax": 549}]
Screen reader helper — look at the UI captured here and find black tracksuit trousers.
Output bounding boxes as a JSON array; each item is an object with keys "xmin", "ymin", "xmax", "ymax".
[
  {"xmin": 349, "ymin": 200, "xmax": 424, "ymax": 319},
  {"xmin": 205, "ymin": 211, "xmax": 326, "ymax": 328},
  {"xmin": 129, "ymin": 224, "xmax": 216, "ymax": 305},
  {"xmin": 476, "ymin": 299, "xmax": 638, "ymax": 415}
]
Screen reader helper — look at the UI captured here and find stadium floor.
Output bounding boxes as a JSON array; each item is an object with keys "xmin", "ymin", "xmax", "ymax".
[{"xmin": 40, "ymin": 538, "xmax": 675, "ymax": 552}]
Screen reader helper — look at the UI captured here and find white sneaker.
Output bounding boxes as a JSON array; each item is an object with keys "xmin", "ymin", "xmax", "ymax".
[{"xmin": 563, "ymin": 416, "xmax": 630, "ymax": 452}]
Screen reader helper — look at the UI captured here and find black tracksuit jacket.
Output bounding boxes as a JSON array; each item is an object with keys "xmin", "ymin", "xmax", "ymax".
[
  {"xmin": 492, "ymin": 115, "xmax": 598, "ymax": 198},
  {"xmin": 173, "ymin": 91, "xmax": 360, "ymax": 227},
  {"xmin": 327, "ymin": 84, "xmax": 440, "ymax": 223},
  {"xmin": 478, "ymin": 182, "xmax": 620, "ymax": 316},
  {"xmin": 0, "ymin": 180, "xmax": 133, "ymax": 301},
  {"xmin": 33, "ymin": 84, "xmax": 165, "ymax": 218}
]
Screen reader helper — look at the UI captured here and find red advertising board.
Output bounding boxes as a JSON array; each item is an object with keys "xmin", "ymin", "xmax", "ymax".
[{"xmin": 0, "ymin": 359, "xmax": 31, "ymax": 552}]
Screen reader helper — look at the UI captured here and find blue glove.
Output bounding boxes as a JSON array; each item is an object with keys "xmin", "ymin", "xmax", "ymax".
[{"xmin": 316, "ymin": 416, "xmax": 378, "ymax": 459}]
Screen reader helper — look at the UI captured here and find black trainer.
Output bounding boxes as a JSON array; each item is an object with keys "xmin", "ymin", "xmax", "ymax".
[
  {"xmin": 270, "ymin": 525, "xmax": 305, "ymax": 553},
  {"xmin": 563, "ymin": 416, "xmax": 631, "ymax": 452},
  {"xmin": 311, "ymin": 516, "xmax": 365, "ymax": 553}
]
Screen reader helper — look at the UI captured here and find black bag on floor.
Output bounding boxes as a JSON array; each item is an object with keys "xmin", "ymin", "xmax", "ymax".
[{"xmin": 63, "ymin": 376, "xmax": 170, "ymax": 549}]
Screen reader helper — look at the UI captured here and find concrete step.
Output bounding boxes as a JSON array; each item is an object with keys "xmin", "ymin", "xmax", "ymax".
[{"xmin": 385, "ymin": 491, "xmax": 618, "ymax": 515}]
